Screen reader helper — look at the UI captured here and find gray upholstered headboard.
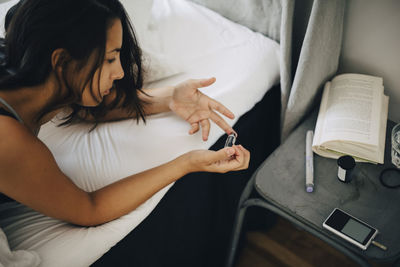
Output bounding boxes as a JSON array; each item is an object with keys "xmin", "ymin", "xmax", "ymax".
[{"xmin": 188, "ymin": 0, "xmax": 284, "ymax": 43}]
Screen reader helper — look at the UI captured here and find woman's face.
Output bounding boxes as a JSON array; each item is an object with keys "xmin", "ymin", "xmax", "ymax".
[{"xmin": 81, "ymin": 18, "xmax": 125, "ymax": 106}]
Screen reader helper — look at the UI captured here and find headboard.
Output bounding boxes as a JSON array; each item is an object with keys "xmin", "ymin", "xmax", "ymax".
[{"xmin": 188, "ymin": 0, "xmax": 285, "ymax": 43}]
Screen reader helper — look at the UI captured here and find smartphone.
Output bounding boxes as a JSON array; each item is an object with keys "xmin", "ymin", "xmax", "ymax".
[{"xmin": 322, "ymin": 208, "xmax": 378, "ymax": 250}]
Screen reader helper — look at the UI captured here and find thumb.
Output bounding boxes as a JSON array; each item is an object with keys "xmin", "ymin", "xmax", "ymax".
[
  {"xmin": 199, "ymin": 77, "xmax": 216, "ymax": 88},
  {"xmin": 209, "ymin": 147, "xmax": 235, "ymax": 163}
]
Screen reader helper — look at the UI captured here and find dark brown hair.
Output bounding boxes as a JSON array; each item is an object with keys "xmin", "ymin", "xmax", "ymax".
[{"xmin": 0, "ymin": 0, "xmax": 146, "ymax": 125}]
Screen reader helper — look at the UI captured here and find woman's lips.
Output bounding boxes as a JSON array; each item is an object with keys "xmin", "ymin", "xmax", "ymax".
[
  {"xmin": 103, "ymin": 86, "xmax": 114, "ymax": 96},
  {"xmin": 102, "ymin": 84, "xmax": 115, "ymax": 97}
]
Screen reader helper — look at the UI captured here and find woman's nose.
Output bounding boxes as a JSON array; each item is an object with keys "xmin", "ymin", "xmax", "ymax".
[{"xmin": 112, "ymin": 63, "xmax": 124, "ymax": 80}]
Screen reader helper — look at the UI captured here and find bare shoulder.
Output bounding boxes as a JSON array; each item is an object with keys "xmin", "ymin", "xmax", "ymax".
[
  {"xmin": 0, "ymin": 117, "xmax": 91, "ymax": 224},
  {"xmin": 0, "ymin": 116, "xmax": 47, "ymax": 150},
  {"xmin": 0, "ymin": 116, "xmax": 55, "ymax": 178}
]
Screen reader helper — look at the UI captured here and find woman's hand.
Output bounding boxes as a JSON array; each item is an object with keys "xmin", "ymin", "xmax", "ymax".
[
  {"xmin": 183, "ymin": 145, "xmax": 250, "ymax": 173},
  {"xmin": 169, "ymin": 77, "xmax": 235, "ymax": 141}
]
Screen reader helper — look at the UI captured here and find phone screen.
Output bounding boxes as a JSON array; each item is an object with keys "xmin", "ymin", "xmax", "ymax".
[
  {"xmin": 341, "ymin": 218, "xmax": 373, "ymax": 243},
  {"xmin": 325, "ymin": 209, "xmax": 376, "ymax": 245}
]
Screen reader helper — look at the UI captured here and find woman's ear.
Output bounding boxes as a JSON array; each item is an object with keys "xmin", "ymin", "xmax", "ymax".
[{"xmin": 51, "ymin": 48, "xmax": 70, "ymax": 70}]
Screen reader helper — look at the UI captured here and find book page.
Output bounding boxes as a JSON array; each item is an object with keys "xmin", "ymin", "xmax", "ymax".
[
  {"xmin": 312, "ymin": 82, "xmax": 330, "ymax": 146},
  {"xmin": 320, "ymin": 74, "xmax": 383, "ymax": 146},
  {"xmin": 319, "ymin": 94, "xmax": 388, "ymax": 163},
  {"xmin": 376, "ymin": 94, "xmax": 389, "ymax": 162}
]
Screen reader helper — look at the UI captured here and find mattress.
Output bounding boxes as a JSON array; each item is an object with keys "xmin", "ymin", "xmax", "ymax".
[{"xmin": 0, "ymin": 0, "xmax": 280, "ymax": 266}]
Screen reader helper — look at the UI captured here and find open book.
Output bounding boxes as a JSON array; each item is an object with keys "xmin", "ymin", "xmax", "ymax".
[{"xmin": 312, "ymin": 73, "xmax": 389, "ymax": 164}]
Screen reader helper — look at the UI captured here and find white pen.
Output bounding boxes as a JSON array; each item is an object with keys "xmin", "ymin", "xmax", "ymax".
[{"xmin": 305, "ymin": 130, "xmax": 314, "ymax": 193}]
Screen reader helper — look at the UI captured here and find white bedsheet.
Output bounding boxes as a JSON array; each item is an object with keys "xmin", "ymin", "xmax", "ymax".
[{"xmin": 0, "ymin": 0, "xmax": 280, "ymax": 266}]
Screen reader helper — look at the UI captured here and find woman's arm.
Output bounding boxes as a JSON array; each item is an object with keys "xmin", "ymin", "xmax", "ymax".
[
  {"xmin": 93, "ymin": 78, "xmax": 235, "ymax": 140},
  {"xmin": 0, "ymin": 118, "xmax": 249, "ymax": 226},
  {"xmin": 88, "ymin": 85, "xmax": 173, "ymax": 122},
  {"xmin": 140, "ymin": 86, "xmax": 174, "ymax": 115}
]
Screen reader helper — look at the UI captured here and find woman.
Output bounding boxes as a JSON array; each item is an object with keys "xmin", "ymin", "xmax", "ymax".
[{"xmin": 0, "ymin": 0, "xmax": 248, "ymax": 232}]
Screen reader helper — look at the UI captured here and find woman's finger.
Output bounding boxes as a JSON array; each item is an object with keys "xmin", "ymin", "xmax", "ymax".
[
  {"xmin": 200, "ymin": 119, "xmax": 210, "ymax": 141},
  {"xmin": 236, "ymin": 145, "xmax": 250, "ymax": 169},
  {"xmin": 189, "ymin": 123, "xmax": 199, "ymax": 135},
  {"xmin": 210, "ymin": 111, "xmax": 234, "ymax": 135},
  {"xmin": 196, "ymin": 77, "xmax": 216, "ymax": 88},
  {"xmin": 222, "ymin": 145, "xmax": 246, "ymax": 171},
  {"xmin": 206, "ymin": 147, "xmax": 236, "ymax": 164},
  {"xmin": 209, "ymin": 98, "xmax": 235, "ymax": 119},
  {"xmin": 187, "ymin": 110, "xmax": 233, "ymax": 136},
  {"xmin": 222, "ymin": 146, "xmax": 246, "ymax": 171},
  {"xmin": 186, "ymin": 110, "xmax": 211, "ymax": 124}
]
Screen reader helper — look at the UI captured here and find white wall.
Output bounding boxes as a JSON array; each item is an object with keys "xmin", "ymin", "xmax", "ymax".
[{"xmin": 338, "ymin": 0, "xmax": 400, "ymax": 122}]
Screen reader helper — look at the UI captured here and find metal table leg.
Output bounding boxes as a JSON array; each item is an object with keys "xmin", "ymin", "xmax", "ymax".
[{"xmin": 225, "ymin": 175, "xmax": 256, "ymax": 267}]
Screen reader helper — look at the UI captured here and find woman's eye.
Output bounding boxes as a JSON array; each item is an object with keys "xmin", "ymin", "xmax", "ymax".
[{"xmin": 107, "ymin": 58, "xmax": 116, "ymax": 63}]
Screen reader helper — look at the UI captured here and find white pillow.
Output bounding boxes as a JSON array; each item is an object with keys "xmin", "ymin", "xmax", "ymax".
[
  {"xmin": 138, "ymin": 0, "xmax": 263, "ymax": 83},
  {"xmin": 119, "ymin": 0, "xmax": 153, "ymax": 44},
  {"xmin": 149, "ymin": 0, "xmax": 258, "ymax": 66},
  {"xmin": 141, "ymin": 48, "xmax": 182, "ymax": 83},
  {"xmin": 0, "ymin": 0, "xmax": 19, "ymax": 38},
  {"xmin": 120, "ymin": 0, "xmax": 183, "ymax": 83}
]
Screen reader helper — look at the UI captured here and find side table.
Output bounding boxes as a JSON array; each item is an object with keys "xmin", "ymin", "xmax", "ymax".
[{"xmin": 226, "ymin": 110, "xmax": 400, "ymax": 267}]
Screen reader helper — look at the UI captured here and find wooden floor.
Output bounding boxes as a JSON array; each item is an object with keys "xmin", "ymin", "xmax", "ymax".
[{"xmin": 234, "ymin": 216, "xmax": 389, "ymax": 267}]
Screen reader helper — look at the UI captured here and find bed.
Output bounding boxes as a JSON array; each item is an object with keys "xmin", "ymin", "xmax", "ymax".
[{"xmin": 0, "ymin": 0, "xmax": 282, "ymax": 266}]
